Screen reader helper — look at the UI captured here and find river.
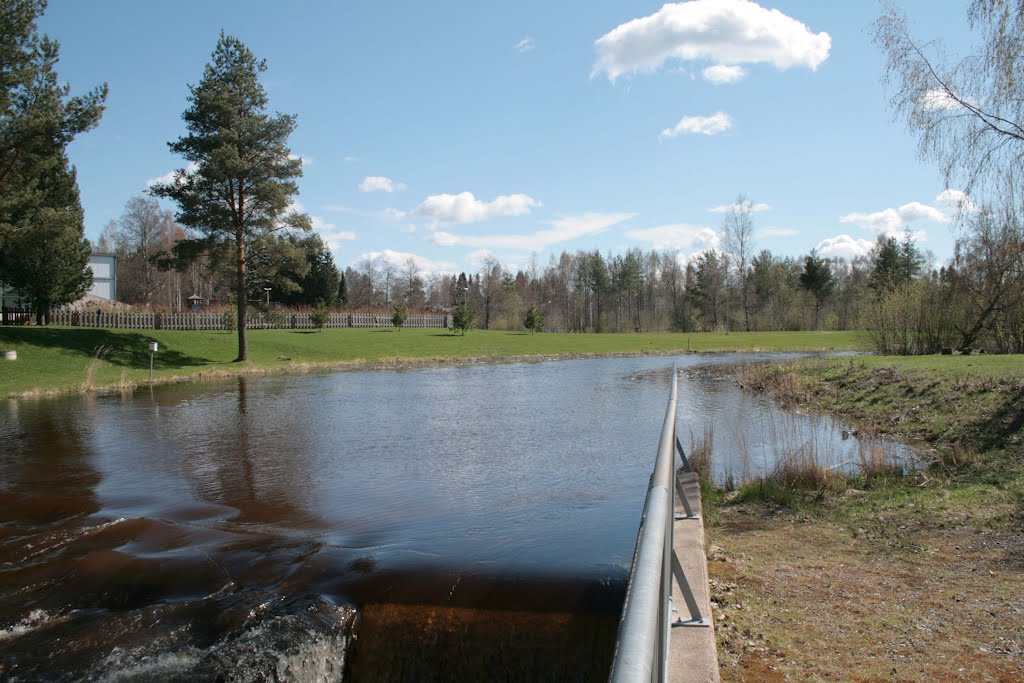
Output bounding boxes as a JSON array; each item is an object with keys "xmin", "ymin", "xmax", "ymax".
[{"xmin": 0, "ymin": 353, "xmax": 912, "ymax": 681}]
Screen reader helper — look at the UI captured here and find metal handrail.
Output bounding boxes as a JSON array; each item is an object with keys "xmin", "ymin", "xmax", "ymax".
[{"xmin": 610, "ymin": 363, "xmax": 705, "ymax": 683}]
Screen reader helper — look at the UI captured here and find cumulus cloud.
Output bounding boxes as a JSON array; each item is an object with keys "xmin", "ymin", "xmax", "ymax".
[
  {"xmin": 358, "ymin": 176, "xmax": 406, "ymax": 193},
  {"xmin": 709, "ymin": 199, "xmax": 771, "ymax": 214},
  {"xmin": 816, "ymin": 235, "xmax": 875, "ymax": 259},
  {"xmin": 592, "ymin": 0, "xmax": 831, "ymax": 81},
  {"xmin": 358, "ymin": 249, "xmax": 457, "ymax": 275},
  {"xmin": 413, "ymin": 191, "xmax": 541, "ymax": 225},
  {"xmin": 288, "ymin": 201, "xmax": 355, "ymax": 253},
  {"xmin": 936, "ymin": 188, "xmax": 979, "ymax": 213},
  {"xmin": 429, "ymin": 212, "xmax": 635, "ymax": 250},
  {"xmin": 515, "ymin": 36, "xmax": 535, "ymax": 53},
  {"xmin": 659, "ymin": 112, "xmax": 733, "ymax": 139},
  {"xmin": 146, "ymin": 161, "xmax": 198, "ymax": 188},
  {"xmin": 703, "ymin": 64, "xmax": 745, "ymax": 84},
  {"xmin": 839, "ymin": 197, "xmax": 951, "ymax": 236},
  {"xmin": 624, "ymin": 223, "xmax": 720, "ymax": 253}
]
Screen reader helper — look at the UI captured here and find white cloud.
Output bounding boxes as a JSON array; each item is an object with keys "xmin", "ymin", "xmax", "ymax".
[
  {"xmin": 816, "ymin": 235, "xmax": 875, "ymax": 259},
  {"xmin": 515, "ymin": 36, "xmax": 535, "ymax": 53},
  {"xmin": 146, "ymin": 161, "xmax": 198, "ymax": 188},
  {"xmin": 287, "ymin": 201, "xmax": 356, "ymax": 253},
  {"xmin": 358, "ymin": 249, "xmax": 457, "ymax": 275},
  {"xmin": 359, "ymin": 176, "xmax": 406, "ymax": 193},
  {"xmin": 289, "ymin": 153, "xmax": 312, "ymax": 166},
  {"xmin": 401, "ymin": 223, "xmax": 417, "ymax": 233},
  {"xmin": 592, "ymin": 0, "xmax": 831, "ymax": 81},
  {"xmin": 758, "ymin": 227, "xmax": 798, "ymax": 237},
  {"xmin": 624, "ymin": 223, "xmax": 721, "ymax": 253},
  {"xmin": 343, "ymin": 155, "xmax": 359, "ymax": 163},
  {"xmin": 702, "ymin": 64, "xmax": 745, "ymax": 84},
  {"xmin": 709, "ymin": 199, "xmax": 771, "ymax": 214},
  {"xmin": 840, "ymin": 200, "xmax": 949, "ymax": 236},
  {"xmin": 659, "ymin": 112, "xmax": 733, "ymax": 139},
  {"xmin": 413, "ymin": 191, "xmax": 541, "ymax": 225},
  {"xmin": 936, "ymin": 188, "xmax": 979, "ymax": 213},
  {"xmin": 429, "ymin": 212, "xmax": 635, "ymax": 250}
]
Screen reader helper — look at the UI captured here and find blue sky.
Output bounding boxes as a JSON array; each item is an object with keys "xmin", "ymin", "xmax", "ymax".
[{"xmin": 41, "ymin": 0, "xmax": 973, "ymax": 274}]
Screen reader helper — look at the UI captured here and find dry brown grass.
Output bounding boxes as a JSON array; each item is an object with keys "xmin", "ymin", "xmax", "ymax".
[
  {"xmin": 688, "ymin": 424, "xmax": 715, "ymax": 482},
  {"xmin": 709, "ymin": 508, "xmax": 1024, "ymax": 682},
  {"xmin": 80, "ymin": 345, "xmax": 108, "ymax": 391}
]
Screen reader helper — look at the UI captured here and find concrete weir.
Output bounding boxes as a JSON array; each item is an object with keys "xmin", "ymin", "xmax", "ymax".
[{"xmin": 669, "ymin": 471, "xmax": 720, "ymax": 683}]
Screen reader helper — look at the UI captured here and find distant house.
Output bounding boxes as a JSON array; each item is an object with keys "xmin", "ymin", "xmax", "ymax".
[
  {"xmin": 87, "ymin": 252, "xmax": 117, "ymax": 301},
  {"xmin": 0, "ymin": 252, "xmax": 117, "ymax": 309}
]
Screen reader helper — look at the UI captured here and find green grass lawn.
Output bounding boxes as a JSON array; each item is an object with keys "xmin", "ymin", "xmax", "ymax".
[
  {"xmin": 0, "ymin": 326, "xmax": 865, "ymax": 397},
  {"xmin": 842, "ymin": 351, "xmax": 1024, "ymax": 378}
]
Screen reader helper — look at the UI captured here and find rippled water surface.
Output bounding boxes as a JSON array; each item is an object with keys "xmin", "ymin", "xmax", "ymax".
[{"xmin": 0, "ymin": 353, "xmax": 912, "ymax": 681}]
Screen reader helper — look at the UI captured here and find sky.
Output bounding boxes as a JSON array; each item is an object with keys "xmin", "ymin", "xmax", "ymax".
[{"xmin": 39, "ymin": 0, "xmax": 978, "ymax": 275}]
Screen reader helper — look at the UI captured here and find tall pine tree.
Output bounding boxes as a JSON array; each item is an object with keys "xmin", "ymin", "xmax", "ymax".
[{"xmin": 152, "ymin": 33, "xmax": 309, "ymax": 361}]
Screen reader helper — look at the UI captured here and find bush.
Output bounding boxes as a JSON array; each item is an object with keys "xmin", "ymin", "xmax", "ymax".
[
  {"xmin": 311, "ymin": 299, "xmax": 330, "ymax": 331},
  {"xmin": 391, "ymin": 303, "xmax": 407, "ymax": 330}
]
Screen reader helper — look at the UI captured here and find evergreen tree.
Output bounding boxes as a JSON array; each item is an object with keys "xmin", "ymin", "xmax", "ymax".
[
  {"xmin": 3, "ymin": 152, "xmax": 91, "ymax": 322},
  {"xmin": 338, "ymin": 271, "xmax": 349, "ymax": 306},
  {"xmin": 800, "ymin": 251, "xmax": 835, "ymax": 328},
  {"xmin": 452, "ymin": 299, "xmax": 474, "ymax": 335},
  {"xmin": 391, "ymin": 302, "xmax": 407, "ymax": 330},
  {"xmin": 151, "ymin": 33, "xmax": 309, "ymax": 362},
  {"xmin": 1, "ymin": 0, "xmax": 105, "ymax": 298},
  {"xmin": 692, "ymin": 249, "xmax": 726, "ymax": 331},
  {"xmin": 310, "ymin": 298, "xmax": 329, "ymax": 331},
  {"xmin": 523, "ymin": 305, "xmax": 544, "ymax": 334}
]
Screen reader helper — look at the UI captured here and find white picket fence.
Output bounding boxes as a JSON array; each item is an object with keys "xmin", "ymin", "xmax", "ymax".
[{"xmin": 45, "ymin": 310, "xmax": 450, "ymax": 330}]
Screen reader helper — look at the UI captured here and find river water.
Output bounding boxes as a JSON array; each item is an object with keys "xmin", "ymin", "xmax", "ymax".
[{"xmin": 0, "ymin": 353, "xmax": 912, "ymax": 681}]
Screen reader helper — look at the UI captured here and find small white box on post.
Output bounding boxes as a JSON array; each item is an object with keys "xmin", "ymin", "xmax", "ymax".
[{"xmin": 148, "ymin": 341, "xmax": 158, "ymax": 382}]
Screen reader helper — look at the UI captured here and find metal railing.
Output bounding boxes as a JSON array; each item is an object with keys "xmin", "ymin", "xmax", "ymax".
[{"xmin": 609, "ymin": 363, "xmax": 709, "ymax": 683}]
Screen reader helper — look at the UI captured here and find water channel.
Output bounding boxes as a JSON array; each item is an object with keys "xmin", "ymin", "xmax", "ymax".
[{"xmin": 0, "ymin": 353, "xmax": 913, "ymax": 681}]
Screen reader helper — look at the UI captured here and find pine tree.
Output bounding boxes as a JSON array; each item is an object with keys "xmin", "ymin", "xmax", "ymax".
[{"xmin": 151, "ymin": 33, "xmax": 309, "ymax": 362}]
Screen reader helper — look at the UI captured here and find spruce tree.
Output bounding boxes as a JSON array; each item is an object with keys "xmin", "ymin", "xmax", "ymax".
[{"xmin": 1, "ymin": 0, "xmax": 106, "ymax": 304}]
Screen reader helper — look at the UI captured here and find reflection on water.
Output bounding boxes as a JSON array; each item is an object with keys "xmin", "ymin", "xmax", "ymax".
[{"xmin": 0, "ymin": 353, "xmax": 912, "ymax": 680}]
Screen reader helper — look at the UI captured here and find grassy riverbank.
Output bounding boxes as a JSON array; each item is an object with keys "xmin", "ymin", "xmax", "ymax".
[
  {"xmin": 0, "ymin": 327, "xmax": 863, "ymax": 398},
  {"xmin": 709, "ymin": 355, "xmax": 1024, "ymax": 681}
]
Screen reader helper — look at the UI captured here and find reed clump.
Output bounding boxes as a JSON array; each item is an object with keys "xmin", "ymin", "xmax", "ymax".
[{"xmin": 687, "ymin": 425, "xmax": 715, "ymax": 484}]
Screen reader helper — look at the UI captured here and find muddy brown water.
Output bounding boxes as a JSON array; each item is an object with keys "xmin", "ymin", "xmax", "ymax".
[{"xmin": 0, "ymin": 354, "xmax": 912, "ymax": 681}]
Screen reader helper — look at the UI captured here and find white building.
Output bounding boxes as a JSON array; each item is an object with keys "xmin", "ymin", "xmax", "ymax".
[
  {"xmin": 1, "ymin": 252, "xmax": 116, "ymax": 309},
  {"xmin": 87, "ymin": 253, "xmax": 117, "ymax": 301}
]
